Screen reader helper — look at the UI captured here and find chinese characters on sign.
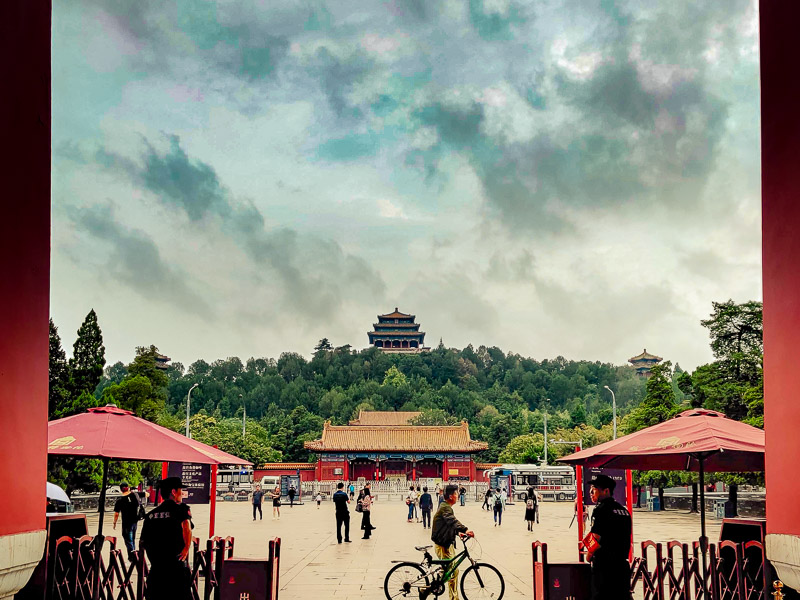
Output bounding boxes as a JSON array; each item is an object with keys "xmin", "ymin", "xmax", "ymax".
[{"xmin": 168, "ymin": 462, "xmax": 211, "ymax": 504}]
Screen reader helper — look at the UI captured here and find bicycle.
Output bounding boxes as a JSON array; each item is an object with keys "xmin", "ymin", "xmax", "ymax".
[{"xmin": 384, "ymin": 533, "xmax": 505, "ymax": 599}]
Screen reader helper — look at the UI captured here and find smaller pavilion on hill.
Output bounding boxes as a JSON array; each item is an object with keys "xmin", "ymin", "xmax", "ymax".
[
  {"xmin": 349, "ymin": 410, "xmax": 421, "ymax": 425},
  {"xmin": 367, "ymin": 308, "xmax": 429, "ymax": 352},
  {"xmin": 304, "ymin": 418, "xmax": 488, "ymax": 481},
  {"xmin": 629, "ymin": 349, "xmax": 663, "ymax": 377}
]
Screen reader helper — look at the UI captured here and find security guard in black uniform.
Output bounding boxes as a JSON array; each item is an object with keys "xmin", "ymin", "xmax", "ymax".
[
  {"xmin": 584, "ymin": 474, "xmax": 633, "ymax": 600},
  {"xmin": 140, "ymin": 477, "xmax": 194, "ymax": 600}
]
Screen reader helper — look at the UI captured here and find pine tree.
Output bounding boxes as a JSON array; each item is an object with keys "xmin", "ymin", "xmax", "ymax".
[
  {"xmin": 49, "ymin": 319, "xmax": 72, "ymax": 418},
  {"xmin": 70, "ymin": 309, "xmax": 106, "ymax": 396}
]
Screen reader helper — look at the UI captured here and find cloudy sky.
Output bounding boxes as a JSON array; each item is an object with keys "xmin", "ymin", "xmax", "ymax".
[{"xmin": 51, "ymin": 0, "xmax": 761, "ymax": 371}]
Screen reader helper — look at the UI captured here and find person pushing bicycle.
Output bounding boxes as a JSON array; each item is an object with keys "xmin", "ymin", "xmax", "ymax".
[{"xmin": 431, "ymin": 484, "xmax": 474, "ymax": 600}]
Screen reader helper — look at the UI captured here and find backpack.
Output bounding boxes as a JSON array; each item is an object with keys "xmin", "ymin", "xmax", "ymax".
[
  {"xmin": 494, "ymin": 495, "xmax": 502, "ymax": 509},
  {"xmin": 526, "ymin": 499, "xmax": 534, "ymax": 510}
]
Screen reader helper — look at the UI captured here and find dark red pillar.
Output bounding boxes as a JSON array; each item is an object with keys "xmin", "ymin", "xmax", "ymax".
[
  {"xmin": 761, "ymin": 1, "xmax": 800, "ymax": 591},
  {"xmin": 0, "ymin": 2, "xmax": 51, "ymax": 595}
]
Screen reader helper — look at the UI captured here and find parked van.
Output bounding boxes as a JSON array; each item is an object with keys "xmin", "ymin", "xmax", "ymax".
[{"xmin": 260, "ymin": 475, "xmax": 280, "ymax": 490}]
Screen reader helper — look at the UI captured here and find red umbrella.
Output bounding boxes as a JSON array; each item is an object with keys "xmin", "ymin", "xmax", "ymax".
[
  {"xmin": 48, "ymin": 404, "xmax": 251, "ymax": 536},
  {"xmin": 559, "ymin": 408, "xmax": 764, "ymax": 593},
  {"xmin": 48, "ymin": 404, "xmax": 251, "ymax": 465},
  {"xmin": 558, "ymin": 408, "xmax": 764, "ymax": 471},
  {"xmin": 49, "ymin": 404, "xmax": 252, "ymax": 600}
]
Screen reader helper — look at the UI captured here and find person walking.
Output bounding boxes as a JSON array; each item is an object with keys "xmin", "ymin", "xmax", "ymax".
[
  {"xmin": 419, "ymin": 486, "xmax": 433, "ymax": 529},
  {"xmin": 349, "ymin": 483, "xmax": 355, "ymax": 500},
  {"xmin": 251, "ymin": 484, "xmax": 264, "ymax": 521},
  {"xmin": 332, "ymin": 482, "xmax": 351, "ymax": 543},
  {"xmin": 406, "ymin": 486, "xmax": 416, "ymax": 522},
  {"xmin": 414, "ymin": 486, "xmax": 421, "ymax": 522},
  {"xmin": 492, "ymin": 487, "xmax": 505, "ymax": 526},
  {"xmin": 288, "ymin": 485, "xmax": 296, "ymax": 507},
  {"xmin": 459, "ymin": 486, "xmax": 466, "ymax": 506},
  {"xmin": 112, "ymin": 482, "xmax": 143, "ymax": 560},
  {"xmin": 524, "ymin": 493, "xmax": 536, "ymax": 531},
  {"xmin": 482, "ymin": 487, "xmax": 492, "ymax": 511},
  {"xmin": 360, "ymin": 491, "xmax": 373, "ymax": 539},
  {"xmin": 583, "ymin": 474, "xmax": 634, "ymax": 600},
  {"xmin": 431, "ymin": 484, "xmax": 474, "ymax": 600},
  {"xmin": 316, "ymin": 492, "xmax": 322, "ymax": 508},
  {"xmin": 140, "ymin": 478, "xmax": 193, "ymax": 600},
  {"xmin": 271, "ymin": 486, "xmax": 281, "ymax": 520}
]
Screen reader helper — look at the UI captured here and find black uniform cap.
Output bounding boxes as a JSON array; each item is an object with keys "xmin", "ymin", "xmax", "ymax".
[
  {"xmin": 588, "ymin": 474, "xmax": 617, "ymax": 492},
  {"xmin": 159, "ymin": 477, "xmax": 186, "ymax": 494}
]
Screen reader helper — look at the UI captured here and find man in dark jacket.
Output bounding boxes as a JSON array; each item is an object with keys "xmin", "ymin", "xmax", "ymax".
[
  {"xmin": 431, "ymin": 485, "xmax": 474, "ymax": 600},
  {"xmin": 583, "ymin": 475, "xmax": 633, "ymax": 600},
  {"xmin": 140, "ymin": 478, "xmax": 193, "ymax": 600},
  {"xmin": 332, "ymin": 482, "xmax": 351, "ymax": 543},
  {"xmin": 419, "ymin": 486, "xmax": 434, "ymax": 529}
]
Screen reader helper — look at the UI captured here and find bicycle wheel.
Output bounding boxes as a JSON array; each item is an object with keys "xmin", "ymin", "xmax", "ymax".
[
  {"xmin": 384, "ymin": 562, "xmax": 430, "ymax": 599},
  {"xmin": 460, "ymin": 562, "xmax": 504, "ymax": 600}
]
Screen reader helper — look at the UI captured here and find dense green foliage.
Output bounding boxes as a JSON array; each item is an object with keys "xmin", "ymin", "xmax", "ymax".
[{"xmin": 47, "ymin": 298, "xmax": 763, "ymax": 496}]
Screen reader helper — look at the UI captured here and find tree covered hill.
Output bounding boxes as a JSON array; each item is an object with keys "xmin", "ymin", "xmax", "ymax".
[{"xmin": 48, "ymin": 299, "xmax": 762, "ymax": 493}]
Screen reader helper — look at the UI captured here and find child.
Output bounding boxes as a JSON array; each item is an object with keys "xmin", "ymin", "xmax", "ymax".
[{"xmin": 316, "ymin": 492, "xmax": 322, "ymax": 508}]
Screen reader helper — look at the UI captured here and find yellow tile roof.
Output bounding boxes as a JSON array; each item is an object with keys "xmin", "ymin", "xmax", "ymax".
[
  {"xmin": 304, "ymin": 421, "xmax": 488, "ymax": 452},
  {"xmin": 350, "ymin": 410, "xmax": 422, "ymax": 425}
]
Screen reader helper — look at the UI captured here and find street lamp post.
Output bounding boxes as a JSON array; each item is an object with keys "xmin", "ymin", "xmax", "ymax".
[
  {"xmin": 603, "ymin": 385, "xmax": 617, "ymax": 439},
  {"xmin": 543, "ymin": 402, "xmax": 549, "ymax": 466},
  {"xmin": 240, "ymin": 394, "xmax": 245, "ymax": 440},
  {"xmin": 186, "ymin": 383, "xmax": 199, "ymax": 438}
]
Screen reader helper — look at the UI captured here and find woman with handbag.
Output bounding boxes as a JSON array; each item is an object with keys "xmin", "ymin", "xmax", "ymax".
[
  {"xmin": 360, "ymin": 491, "xmax": 373, "ymax": 538},
  {"xmin": 271, "ymin": 486, "xmax": 281, "ymax": 520}
]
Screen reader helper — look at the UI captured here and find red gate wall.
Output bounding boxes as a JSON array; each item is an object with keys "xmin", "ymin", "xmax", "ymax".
[{"xmin": 761, "ymin": 1, "xmax": 800, "ymax": 589}]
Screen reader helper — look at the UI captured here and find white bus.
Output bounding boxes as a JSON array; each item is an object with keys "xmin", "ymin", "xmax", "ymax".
[
  {"xmin": 485, "ymin": 464, "xmax": 577, "ymax": 502},
  {"xmin": 216, "ymin": 466, "xmax": 253, "ymax": 495}
]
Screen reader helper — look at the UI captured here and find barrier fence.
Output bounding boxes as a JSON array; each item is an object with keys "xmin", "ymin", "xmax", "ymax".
[
  {"xmin": 533, "ymin": 538, "xmax": 769, "ymax": 600},
  {"xmin": 48, "ymin": 535, "xmax": 282, "ymax": 600}
]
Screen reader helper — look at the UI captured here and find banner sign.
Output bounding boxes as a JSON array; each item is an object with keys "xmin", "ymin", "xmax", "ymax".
[
  {"xmin": 168, "ymin": 462, "xmax": 211, "ymax": 504},
  {"xmin": 583, "ymin": 467, "xmax": 627, "ymax": 506}
]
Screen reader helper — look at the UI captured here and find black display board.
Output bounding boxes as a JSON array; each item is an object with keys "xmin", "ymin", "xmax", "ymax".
[{"xmin": 168, "ymin": 462, "xmax": 211, "ymax": 504}]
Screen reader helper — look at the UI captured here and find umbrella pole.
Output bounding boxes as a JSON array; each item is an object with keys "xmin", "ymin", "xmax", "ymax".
[
  {"xmin": 698, "ymin": 456, "xmax": 709, "ymax": 598},
  {"xmin": 93, "ymin": 457, "xmax": 110, "ymax": 600}
]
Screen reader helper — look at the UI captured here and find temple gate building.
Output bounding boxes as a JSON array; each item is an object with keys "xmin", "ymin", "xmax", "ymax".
[
  {"xmin": 628, "ymin": 349, "xmax": 663, "ymax": 377},
  {"xmin": 304, "ymin": 411, "xmax": 488, "ymax": 481},
  {"xmin": 367, "ymin": 308, "xmax": 430, "ymax": 352}
]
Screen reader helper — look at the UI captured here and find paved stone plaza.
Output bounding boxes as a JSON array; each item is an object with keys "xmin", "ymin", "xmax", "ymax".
[{"xmin": 82, "ymin": 497, "xmax": 721, "ymax": 599}]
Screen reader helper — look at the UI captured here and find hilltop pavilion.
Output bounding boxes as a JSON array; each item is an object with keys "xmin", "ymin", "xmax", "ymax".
[
  {"xmin": 628, "ymin": 349, "xmax": 663, "ymax": 377},
  {"xmin": 367, "ymin": 308, "xmax": 430, "ymax": 352}
]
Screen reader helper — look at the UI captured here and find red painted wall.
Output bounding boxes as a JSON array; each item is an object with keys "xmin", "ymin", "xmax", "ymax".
[
  {"xmin": 319, "ymin": 459, "xmax": 347, "ymax": 481},
  {"xmin": 761, "ymin": 1, "xmax": 800, "ymax": 539},
  {"xmin": 254, "ymin": 468, "xmax": 315, "ymax": 482},
  {"xmin": 0, "ymin": 2, "xmax": 50, "ymax": 537}
]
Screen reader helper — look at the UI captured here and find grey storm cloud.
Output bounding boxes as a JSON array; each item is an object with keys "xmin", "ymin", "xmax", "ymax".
[
  {"xmin": 69, "ymin": 203, "xmax": 212, "ymax": 317},
  {"xmin": 94, "ymin": 134, "xmax": 386, "ymax": 322},
  {"xmin": 81, "ymin": 0, "xmax": 292, "ymax": 81}
]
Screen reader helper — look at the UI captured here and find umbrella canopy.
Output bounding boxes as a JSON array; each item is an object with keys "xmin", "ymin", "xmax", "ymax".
[
  {"xmin": 47, "ymin": 481, "xmax": 71, "ymax": 503},
  {"xmin": 558, "ymin": 408, "xmax": 764, "ymax": 595},
  {"xmin": 48, "ymin": 404, "xmax": 252, "ymax": 465},
  {"xmin": 558, "ymin": 408, "xmax": 764, "ymax": 471}
]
